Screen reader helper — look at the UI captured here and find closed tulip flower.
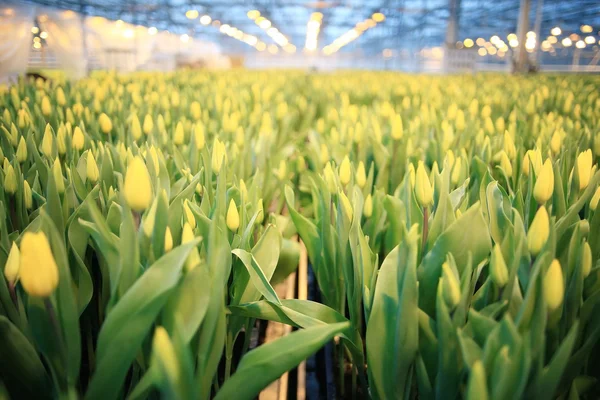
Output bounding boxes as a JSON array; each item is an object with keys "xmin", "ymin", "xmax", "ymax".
[
  {"xmin": 576, "ymin": 149, "xmax": 593, "ymax": 190},
  {"xmin": 533, "ymin": 159, "xmax": 554, "ymax": 204},
  {"xmin": 441, "ymin": 262, "xmax": 461, "ymax": 310},
  {"xmin": 499, "ymin": 151, "xmax": 513, "ymax": 177},
  {"xmin": 582, "ymin": 242, "xmax": 592, "ymax": 278},
  {"xmin": 490, "ymin": 244, "xmax": 509, "ymax": 287},
  {"xmin": 339, "ymin": 156, "xmax": 351, "ymax": 186},
  {"xmin": 227, "ymin": 199, "xmax": 240, "ymax": 231},
  {"xmin": 86, "ymin": 151, "xmax": 100, "ymax": 183},
  {"xmin": 23, "ymin": 180, "xmax": 33, "ymax": 209},
  {"xmin": 4, "ymin": 164, "xmax": 17, "ymax": 195},
  {"xmin": 415, "ymin": 161, "xmax": 433, "ymax": 207},
  {"xmin": 72, "ymin": 126, "xmax": 85, "ymax": 150},
  {"xmin": 211, "ymin": 139, "xmax": 225, "ymax": 174},
  {"xmin": 182, "ymin": 222, "xmax": 200, "ymax": 271},
  {"xmin": 124, "ymin": 156, "xmax": 153, "ymax": 211},
  {"xmin": 323, "ymin": 162, "xmax": 337, "ymax": 194},
  {"xmin": 391, "ymin": 114, "xmax": 403, "ymax": 140},
  {"xmin": 130, "ymin": 113, "xmax": 142, "ymax": 140},
  {"xmin": 41, "ymin": 124, "xmax": 53, "ymax": 158},
  {"xmin": 4, "ymin": 242, "xmax": 20, "ymax": 285},
  {"xmin": 339, "ymin": 191, "xmax": 353, "ymax": 221},
  {"xmin": 98, "ymin": 113, "xmax": 112, "ymax": 134},
  {"xmin": 52, "ymin": 159, "xmax": 65, "ymax": 194},
  {"xmin": 527, "ymin": 206, "xmax": 549, "ymax": 256},
  {"xmin": 363, "ymin": 193, "xmax": 373, "ymax": 217},
  {"xmin": 16, "ymin": 137, "xmax": 27, "ymax": 163},
  {"xmin": 174, "ymin": 121, "xmax": 184, "ymax": 145},
  {"xmin": 591, "ymin": 186, "xmax": 600, "ymax": 211},
  {"xmin": 143, "ymin": 114, "xmax": 154, "ymax": 135},
  {"xmin": 164, "ymin": 227, "xmax": 173, "ymax": 252},
  {"xmin": 544, "ymin": 259, "xmax": 564, "ymax": 312},
  {"xmin": 19, "ymin": 231, "xmax": 59, "ymax": 297},
  {"xmin": 41, "ymin": 95, "xmax": 52, "ymax": 117},
  {"xmin": 356, "ymin": 161, "xmax": 367, "ymax": 188}
]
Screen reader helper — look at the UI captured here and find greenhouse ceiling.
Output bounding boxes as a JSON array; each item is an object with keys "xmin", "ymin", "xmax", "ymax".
[{"xmin": 21, "ymin": 0, "xmax": 600, "ymax": 55}]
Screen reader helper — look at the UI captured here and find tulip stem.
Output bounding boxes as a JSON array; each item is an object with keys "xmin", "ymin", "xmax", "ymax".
[
  {"xmin": 44, "ymin": 298, "xmax": 68, "ymax": 371},
  {"xmin": 8, "ymin": 282, "xmax": 18, "ymax": 311},
  {"xmin": 422, "ymin": 206, "xmax": 429, "ymax": 253}
]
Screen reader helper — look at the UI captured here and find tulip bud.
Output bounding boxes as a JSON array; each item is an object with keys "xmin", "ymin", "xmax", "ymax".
[
  {"xmin": 124, "ymin": 156, "xmax": 152, "ymax": 211},
  {"xmin": 544, "ymin": 259, "xmax": 564, "ymax": 312},
  {"xmin": 466, "ymin": 361, "xmax": 488, "ymax": 400},
  {"xmin": 391, "ymin": 114, "xmax": 403, "ymax": 140},
  {"xmin": 152, "ymin": 326, "xmax": 179, "ymax": 383},
  {"xmin": 211, "ymin": 139, "xmax": 225, "ymax": 174},
  {"xmin": 407, "ymin": 164, "xmax": 416, "ymax": 188},
  {"xmin": 143, "ymin": 114, "xmax": 153, "ymax": 135},
  {"xmin": 276, "ymin": 160, "xmax": 287, "ymax": 181},
  {"xmin": 490, "ymin": 244, "xmax": 509, "ymax": 287},
  {"xmin": 164, "ymin": 227, "xmax": 173, "ymax": 252},
  {"xmin": 323, "ymin": 162, "xmax": 337, "ymax": 194},
  {"xmin": 3, "ymin": 109, "xmax": 11, "ymax": 126},
  {"xmin": 19, "ymin": 231, "xmax": 59, "ymax": 297},
  {"xmin": 455, "ymin": 110, "xmax": 465, "ymax": 131},
  {"xmin": 339, "ymin": 156, "xmax": 351, "ymax": 186},
  {"xmin": 41, "ymin": 95, "xmax": 52, "ymax": 117},
  {"xmin": 194, "ymin": 123, "xmax": 205, "ymax": 150},
  {"xmin": 499, "ymin": 151, "xmax": 512, "ymax": 177},
  {"xmin": 130, "ymin": 113, "xmax": 142, "ymax": 140},
  {"xmin": 533, "ymin": 159, "xmax": 554, "ymax": 204},
  {"xmin": 56, "ymin": 87, "xmax": 66, "ymax": 106},
  {"xmin": 41, "ymin": 124, "xmax": 53, "ymax": 158},
  {"xmin": 52, "ymin": 159, "xmax": 65, "ymax": 194},
  {"xmin": 16, "ymin": 137, "xmax": 27, "ymax": 163},
  {"xmin": 356, "ymin": 161, "xmax": 367, "ymax": 188},
  {"xmin": 256, "ymin": 199, "xmax": 265, "ymax": 224},
  {"xmin": 364, "ymin": 193, "xmax": 373, "ymax": 218},
  {"xmin": 320, "ymin": 144, "xmax": 329, "ymax": 164},
  {"xmin": 441, "ymin": 262, "xmax": 461, "ymax": 310},
  {"xmin": 72, "ymin": 126, "xmax": 85, "ymax": 150},
  {"xmin": 86, "ymin": 151, "xmax": 99, "ymax": 183},
  {"xmin": 591, "ymin": 186, "xmax": 600, "ymax": 211},
  {"xmin": 23, "ymin": 180, "xmax": 32, "ymax": 209},
  {"xmin": 576, "ymin": 149, "xmax": 593, "ymax": 190},
  {"xmin": 550, "ymin": 131, "xmax": 562, "ymax": 155},
  {"xmin": 503, "ymin": 132, "xmax": 516, "ymax": 159},
  {"xmin": 451, "ymin": 156, "xmax": 462, "ymax": 185},
  {"xmin": 56, "ymin": 125, "xmax": 67, "ymax": 155},
  {"xmin": 227, "ymin": 199, "xmax": 240, "ymax": 231},
  {"xmin": 415, "ymin": 161, "xmax": 433, "ymax": 207},
  {"xmin": 4, "ymin": 242, "xmax": 20, "ymax": 285},
  {"xmin": 582, "ymin": 241, "xmax": 592, "ymax": 278},
  {"xmin": 182, "ymin": 222, "xmax": 200, "ymax": 271},
  {"xmin": 98, "ymin": 113, "xmax": 112, "ymax": 134},
  {"xmin": 297, "ymin": 156, "xmax": 307, "ymax": 173},
  {"xmin": 527, "ymin": 206, "xmax": 549, "ymax": 256},
  {"xmin": 183, "ymin": 200, "xmax": 196, "ymax": 228},
  {"xmin": 339, "ymin": 191, "xmax": 353, "ymax": 221},
  {"xmin": 174, "ymin": 121, "xmax": 184, "ymax": 145}
]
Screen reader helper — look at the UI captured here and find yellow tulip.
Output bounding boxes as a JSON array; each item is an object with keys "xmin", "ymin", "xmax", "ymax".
[
  {"xmin": 143, "ymin": 114, "xmax": 154, "ymax": 135},
  {"xmin": 86, "ymin": 151, "xmax": 100, "ymax": 183},
  {"xmin": 41, "ymin": 95, "xmax": 52, "ymax": 116},
  {"xmin": 183, "ymin": 200, "xmax": 196, "ymax": 228},
  {"xmin": 152, "ymin": 326, "xmax": 179, "ymax": 384},
  {"xmin": 490, "ymin": 244, "xmax": 509, "ymax": 287},
  {"xmin": 16, "ymin": 137, "xmax": 27, "ymax": 163},
  {"xmin": 582, "ymin": 242, "xmax": 592, "ymax": 278},
  {"xmin": 276, "ymin": 160, "xmax": 287, "ymax": 181},
  {"xmin": 23, "ymin": 180, "xmax": 32, "ymax": 209},
  {"xmin": 591, "ymin": 186, "xmax": 600, "ymax": 211},
  {"xmin": 56, "ymin": 87, "xmax": 66, "ymax": 106},
  {"xmin": 98, "ymin": 113, "xmax": 112, "ymax": 134},
  {"xmin": 527, "ymin": 206, "xmax": 549, "ymax": 256},
  {"xmin": 297, "ymin": 156, "xmax": 307, "ymax": 173},
  {"xmin": 211, "ymin": 139, "xmax": 225, "ymax": 174},
  {"xmin": 124, "ymin": 156, "xmax": 153, "ymax": 211},
  {"xmin": 544, "ymin": 259, "xmax": 564, "ymax": 312},
  {"xmin": 195, "ymin": 123, "xmax": 206, "ymax": 150},
  {"xmin": 364, "ymin": 193, "xmax": 373, "ymax": 217},
  {"xmin": 550, "ymin": 131, "xmax": 562, "ymax": 155},
  {"xmin": 174, "ymin": 121, "xmax": 184, "ymax": 145},
  {"xmin": 19, "ymin": 231, "xmax": 59, "ymax": 297},
  {"xmin": 72, "ymin": 126, "xmax": 85, "ymax": 150},
  {"xmin": 455, "ymin": 110, "xmax": 465, "ymax": 131},
  {"xmin": 499, "ymin": 151, "xmax": 513, "ymax": 177},
  {"xmin": 391, "ymin": 114, "xmax": 403, "ymax": 140},
  {"xmin": 503, "ymin": 132, "xmax": 516, "ymax": 160},
  {"xmin": 576, "ymin": 149, "xmax": 593, "ymax": 190},
  {"xmin": 441, "ymin": 262, "xmax": 461, "ymax": 310},
  {"xmin": 164, "ymin": 227, "xmax": 173, "ymax": 252},
  {"xmin": 323, "ymin": 162, "xmax": 337, "ymax": 194},
  {"xmin": 181, "ymin": 222, "xmax": 200, "ymax": 271},
  {"xmin": 41, "ymin": 124, "xmax": 53, "ymax": 158},
  {"xmin": 4, "ymin": 242, "xmax": 20, "ymax": 284},
  {"xmin": 131, "ymin": 113, "xmax": 142, "ymax": 140},
  {"xmin": 533, "ymin": 159, "xmax": 554, "ymax": 204},
  {"xmin": 415, "ymin": 161, "xmax": 433, "ymax": 207},
  {"xmin": 356, "ymin": 161, "xmax": 367, "ymax": 188},
  {"xmin": 52, "ymin": 159, "xmax": 65, "ymax": 194},
  {"xmin": 320, "ymin": 144, "xmax": 329, "ymax": 164},
  {"xmin": 227, "ymin": 199, "xmax": 240, "ymax": 231},
  {"xmin": 339, "ymin": 156, "xmax": 351, "ymax": 186},
  {"xmin": 339, "ymin": 191, "xmax": 353, "ymax": 221}
]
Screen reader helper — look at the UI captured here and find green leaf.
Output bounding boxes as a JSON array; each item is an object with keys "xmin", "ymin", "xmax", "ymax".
[
  {"xmin": 85, "ymin": 239, "xmax": 201, "ymax": 400},
  {"xmin": 0, "ymin": 316, "xmax": 52, "ymax": 400},
  {"xmin": 366, "ymin": 227, "xmax": 419, "ymax": 400},
  {"xmin": 215, "ymin": 322, "xmax": 349, "ymax": 400}
]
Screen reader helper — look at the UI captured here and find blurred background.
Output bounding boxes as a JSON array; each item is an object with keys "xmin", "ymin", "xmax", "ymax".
[{"xmin": 1, "ymin": 0, "xmax": 599, "ymax": 82}]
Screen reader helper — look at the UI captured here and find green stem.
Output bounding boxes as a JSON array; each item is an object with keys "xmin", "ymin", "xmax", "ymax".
[
  {"xmin": 422, "ymin": 206, "xmax": 429, "ymax": 253},
  {"xmin": 224, "ymin": 331, "xmax": 233, "ymax": 380},
  {"xmin": 8, "ymin": 282, "xmax": 18, "ymax": 311},
  {"xmin": 44, "ymin": 298, "xmax": 68, "ymax": 386}
]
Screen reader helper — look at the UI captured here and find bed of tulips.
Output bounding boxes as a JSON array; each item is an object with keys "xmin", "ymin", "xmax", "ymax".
[{"xmin": 1, "ymin": 71, "xmax": 600, "ymax": 399}]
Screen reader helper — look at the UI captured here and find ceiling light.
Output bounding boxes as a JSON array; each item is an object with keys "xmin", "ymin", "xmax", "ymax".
[
  {"xmin": 200, "ymin": 15, "xmax": 212, "ymax": 25},
  {"xmin": 186, "ymin": 10, "xmax": 198, "ymax": 19}
]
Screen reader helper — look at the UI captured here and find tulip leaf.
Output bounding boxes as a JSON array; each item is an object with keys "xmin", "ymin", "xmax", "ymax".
[{"xmin": 215, "ymin": 322, "xmax": 349, "ymax": 400}]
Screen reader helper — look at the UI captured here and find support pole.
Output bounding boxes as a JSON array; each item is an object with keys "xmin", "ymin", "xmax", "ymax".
[
  {"xmin": 532, "ymin": 0, "xmax": 544, "ymax": 66},
  {"xmin": 515, "ymin": 0, "xmax": 531, "ymax": 73},
  {"xmin": 445, "ymin": 0, "xmax": 460, "ymax": 46}
]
